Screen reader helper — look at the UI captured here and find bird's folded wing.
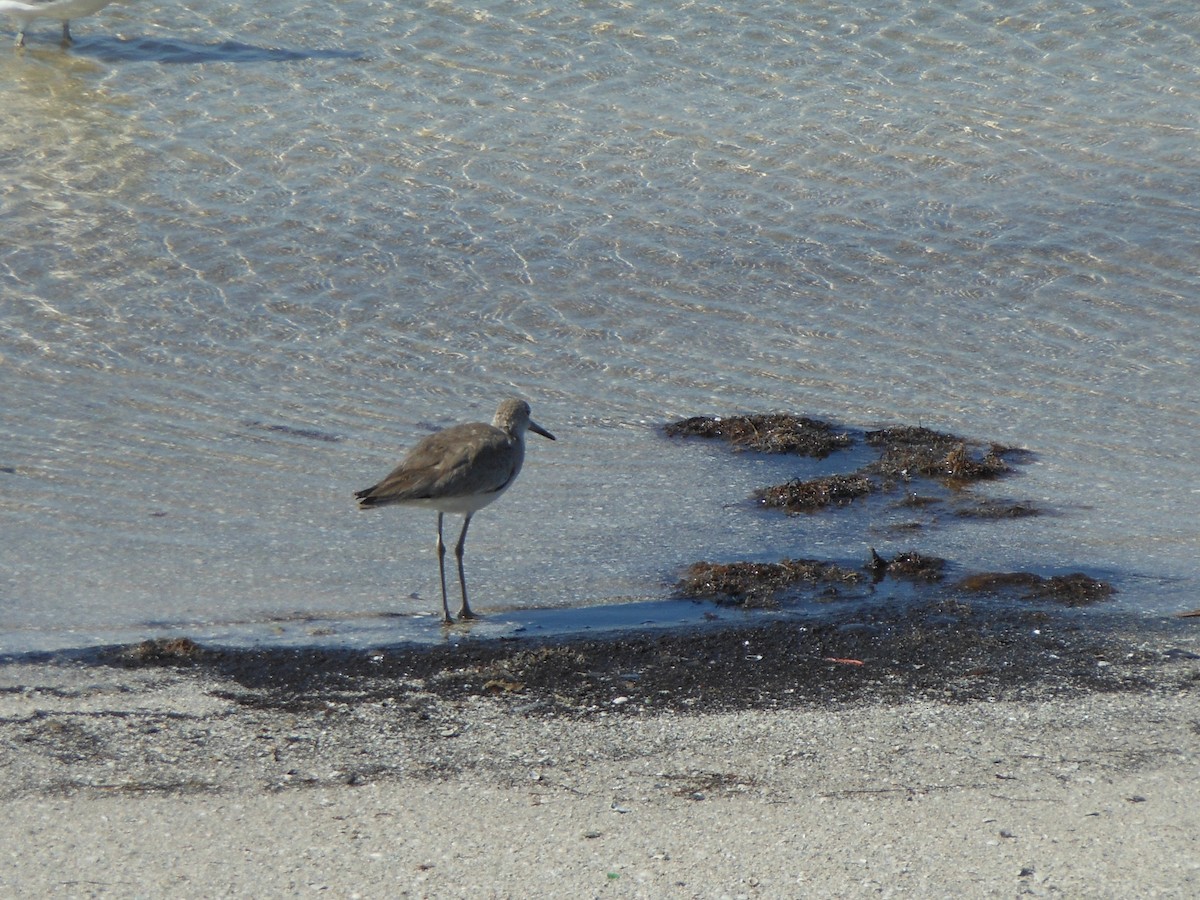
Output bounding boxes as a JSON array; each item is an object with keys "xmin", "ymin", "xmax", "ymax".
[{"xmin": 427, "ymin": 436, "xmax": 518, "ymax": 498}]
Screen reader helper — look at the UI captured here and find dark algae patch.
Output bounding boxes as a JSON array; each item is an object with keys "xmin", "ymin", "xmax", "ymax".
[
  {"xmin": 118, "ymin": 637, "xmax": 206, "ymax": 663},
  {"xmin": 679, "ymin": 559, "xmax": 862, "ymax": 607},
  {"xmin": 669, "ymin": 412, "xmax": 1038, "ymax": 523},
  {"xmin": 664, "ymin": 414, "xmax": 853, "ymax": 458},
  {"xmin": 951, "ymin": 497, "xmax": 1043, "ymax": 519},
  {"xmin": 678, "ymin": 551, "xmax": 1113, "ymax": 610},
  {"xmin": 756, "ymin": 473, "xmax": 873, "ymax": 513},
  {"xmin": 957, "ymin": 572, "xmax": 1116, "ymax": 607},
  {"xmin": 672, "ymin": 415, "xmax": 1036, "ymax": 520},
  {"xmin": 864, "ymin": 425, "xmax": 1017, "ymax": 484},
  {"xmin": 869, "ymin": 549, "xmax": 947, "ymax": 582},
  {"xmin": 853, "ymin": 426, "xmax": 1030, "ymax": 505}
]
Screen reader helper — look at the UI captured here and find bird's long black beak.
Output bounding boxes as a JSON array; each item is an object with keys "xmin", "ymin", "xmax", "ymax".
[{"xmin": 530, "ymin": 421, "xmax": 556, "ymax": 441}]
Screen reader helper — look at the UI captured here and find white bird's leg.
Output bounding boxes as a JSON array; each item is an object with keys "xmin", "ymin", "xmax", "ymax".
[
  {"xmin": 435, "ymin": 513, "xmax": 452, "ymax": 624},
  {"xmin": 16, "ymin": 29, "xmax": 27, "ymax": 47},
  {"xmin": 61, "ymin": 21, "xmax": 73, "ymax": 46},
  {"xmin": 455, "ymin": 514, "xmax": 475, "ymax": 619}
]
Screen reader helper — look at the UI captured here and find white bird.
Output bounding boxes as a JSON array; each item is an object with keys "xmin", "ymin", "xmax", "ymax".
[
  {"xmin": 355, "ymin": 398, "xmax": 556, "ymax": 624},
  {"xmin": 1, "ymin": 0, "xmax": 119, "ymax": 47}
]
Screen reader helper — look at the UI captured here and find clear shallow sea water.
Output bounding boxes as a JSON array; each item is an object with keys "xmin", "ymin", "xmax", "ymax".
[{"xmin": 2, "ymin": 0, "xmax": 1198, "ymax": 653}]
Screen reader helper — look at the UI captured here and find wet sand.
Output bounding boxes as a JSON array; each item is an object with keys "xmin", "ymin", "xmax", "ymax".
[{"xmin": 1, "ymin": 605, "xmax": 1197, "ymax": 897}]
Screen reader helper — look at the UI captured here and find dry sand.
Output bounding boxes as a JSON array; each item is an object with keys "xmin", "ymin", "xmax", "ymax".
[{"xmin": 1, "ymin": 611, "xmax": 1197, "ymax": 898}]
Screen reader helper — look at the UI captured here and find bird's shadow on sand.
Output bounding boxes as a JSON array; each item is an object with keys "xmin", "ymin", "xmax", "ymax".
[{"xmin": 71, "ymin": 35, "xmax": 365, "ymax": 64}]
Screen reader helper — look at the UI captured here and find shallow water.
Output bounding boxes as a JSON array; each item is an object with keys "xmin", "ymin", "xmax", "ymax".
[{"xmin": 2, "ymin": 0, "xmax": 1199, "ymax": 653}]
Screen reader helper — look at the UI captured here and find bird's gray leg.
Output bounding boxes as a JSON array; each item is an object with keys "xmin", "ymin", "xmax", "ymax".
[
  {"xmin": 454, "ymin": 514, "xmax": 475, "ymax": 619},
  {"xmin": 436, "ymin": 513, "xmax": 453, "ymax": 624},
  {"xmin": 16, "ymin": 28, "xmax": 27, "ymax": 47},
  {"xmin": 61, "ymin": 21, "xmax": 73, "ymax": 46}
]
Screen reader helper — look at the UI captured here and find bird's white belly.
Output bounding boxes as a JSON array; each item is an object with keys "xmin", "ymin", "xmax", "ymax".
[
  {"xmin": 6, "ymin": 0, "xmax": 114, "ymax": 19},
  {"xmin": 407, "ymin": 489, "xmax": 508, "ymax": 515}
]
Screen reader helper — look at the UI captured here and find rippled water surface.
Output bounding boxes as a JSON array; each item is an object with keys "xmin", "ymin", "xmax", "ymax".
[{"xmin": 3, "ymin": 0, "xmax": 1199, "ymax": 652}]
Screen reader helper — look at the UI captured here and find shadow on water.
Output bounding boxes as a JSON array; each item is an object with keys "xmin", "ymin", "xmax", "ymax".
[{"xmin": 70, "ymin": 35, "xmax": 365, "ymax": 64}]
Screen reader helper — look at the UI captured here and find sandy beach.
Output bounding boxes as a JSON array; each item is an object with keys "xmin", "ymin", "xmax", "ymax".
[{"xmin": 1, "ymin": 606, "xmax": 1197, "ymax": 898}]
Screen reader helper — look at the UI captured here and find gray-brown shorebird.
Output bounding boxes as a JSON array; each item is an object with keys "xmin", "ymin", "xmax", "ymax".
[{"xmin": 355, "ymin": 398, "xmax": 555, "ymax": 623}]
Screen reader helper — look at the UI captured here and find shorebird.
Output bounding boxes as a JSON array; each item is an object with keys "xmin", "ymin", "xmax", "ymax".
[
  {"xmin": 2, "ymin": 0, "xmax": 118, "ymax": 47},
  {"xmin": 355, "ymin": 398, "xmax": 556, "ymax": 624}
]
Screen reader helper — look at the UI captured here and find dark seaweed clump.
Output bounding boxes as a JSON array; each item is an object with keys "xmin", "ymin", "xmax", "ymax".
[
  {"xmin": 957, "ymin": 572, "xmax": 1116, "ymax": 607},
  {"xmin": 671, "ymin": 416, "xmax": 1035, "ymax": 517},
  {"xmin": 869, "ymin": 549, "xmax": 947, "ymax": 582},
  {"xmin": 679, "ymin": 549, "xmax": 949, "ymax": 609},
  {"xmin": 865, "ymin": 425, "xmax": 1015, "ymax": 483},
  {"xmin": 756, "ymin": 474, "xmax": 873, "ymax": 513},
  {"xmin": 756, "ymin": 427, "xmax": 1032, "ymax": 515},
  {"xmin": 116, "ymin": 638, "xmax": 206, "ymax": 664},
  {"xmin": 679, "ymin": 559, "xmax": 862, "ymax": 607},
  {"xmin": 679, "ymin": 554, "xmax": 1114, "ymax": 610},
  {"xmin": 664, "ymin": 414, "xmax": 852, "ymax": 458},
  {"xmin": 952, "ymin": 498, "xmax": 1042, "ymax": 519}
]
